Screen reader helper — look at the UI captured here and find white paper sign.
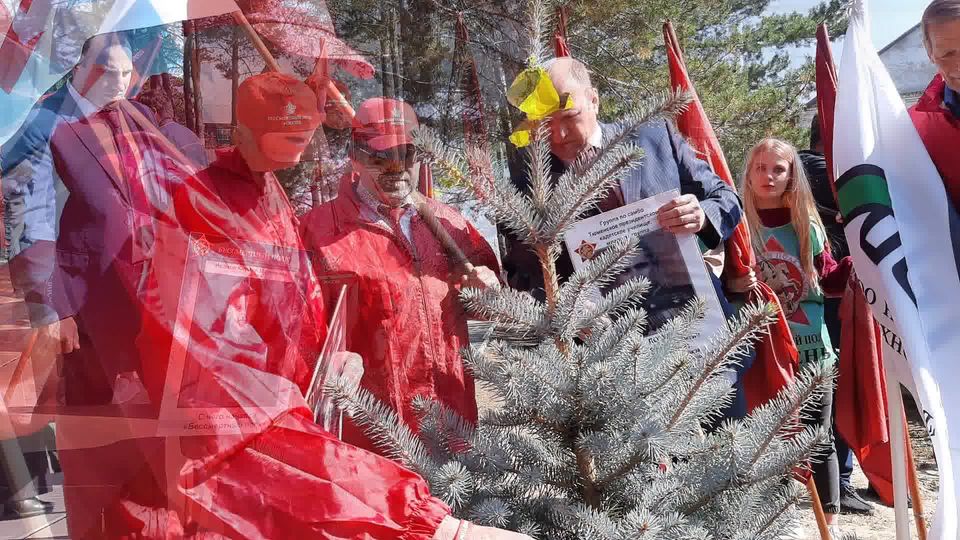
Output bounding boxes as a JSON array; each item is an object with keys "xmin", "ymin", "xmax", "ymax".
[{"xmin": 563, "ymin": 190, "xmax": 725, "ymax": 344}]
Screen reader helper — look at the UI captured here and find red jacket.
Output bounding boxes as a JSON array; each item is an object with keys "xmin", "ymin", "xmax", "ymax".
[
  {"xmin": 910, "ymin": 75, "xmax": 960, "ymax": 210},
  {"xmin": 300, "ymin": 179, "xmax": 500, "ymax": 453},
  {"xmin": 117, "ymin": 148, "xmax": 451, "ymax": 539}
]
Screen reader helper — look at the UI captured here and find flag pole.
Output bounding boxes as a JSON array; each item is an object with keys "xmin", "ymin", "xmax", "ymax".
[
  {"xmin": 230, "ymin": 10, "xmax": 355, "ymax": 119},
  {"xmin": 887, "ymin": 376, "xmax": 913, "ymax": 539},
  {"xmin": 903, "ymin": 410, "xmax": 928, "ymax": 539},
  {"xmin": 805, "ymin": 478, "xmax": 833, "ymax": 540}
]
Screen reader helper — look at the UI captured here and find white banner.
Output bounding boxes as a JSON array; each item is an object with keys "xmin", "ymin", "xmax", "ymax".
[{"xmin": 834, "ymin": 1, "xmax": 960, "ymax": 537}]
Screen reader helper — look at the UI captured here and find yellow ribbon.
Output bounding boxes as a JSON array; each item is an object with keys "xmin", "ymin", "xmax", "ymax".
[{"xmin": 506, "ymin": 66, "xmax": 572, "ymax": 147}]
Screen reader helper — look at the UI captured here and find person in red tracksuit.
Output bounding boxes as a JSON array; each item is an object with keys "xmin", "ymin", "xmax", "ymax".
[
  {"xmin": 299, "ymin": 97, "xmax": 501, "ymax": 455},
  {"xmin": 910, "ymin": 0, "xmax": 960, "ymax": 207}
]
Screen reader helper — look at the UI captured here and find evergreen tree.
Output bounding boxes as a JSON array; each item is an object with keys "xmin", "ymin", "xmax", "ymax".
[{"xmin": 331, "ymin": 2, "xmax": 837, "ymax": 538}]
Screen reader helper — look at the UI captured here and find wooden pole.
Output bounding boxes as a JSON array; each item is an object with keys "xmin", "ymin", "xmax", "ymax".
[
  {"xmin": 888, "ymin": 377, "xmax": 913, "ymax": 539},
  {"xmin": 3, "ymin": 330, "xmax": 39, "ymax": 406},
  {"xmin": 903, "ymin": 412, "xmax": 928, "ymax": 540},
  {"xmin": 806, "ymin": 477, "xmax": 833, "ymax": 540},
  {"xmin": 413, "ymin": 193, "xmax": 473, "ymax": 273},
  {"xmin": 230, "ymin": 10, "xmax": 355, "ymax": 118}
]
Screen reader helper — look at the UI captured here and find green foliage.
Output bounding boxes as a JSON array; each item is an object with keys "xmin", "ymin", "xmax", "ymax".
[{"xmin": 570, "ymin": 0, "xmax": 849, "ymax": 173}]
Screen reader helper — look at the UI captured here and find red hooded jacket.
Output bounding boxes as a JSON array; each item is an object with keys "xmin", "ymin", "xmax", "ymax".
[
  {"xmin": 910, "ymin": 75, "xmax": 960, "ymax": 210},
  {"xmin": 119, "ymin": 148, "xmax": 451, "ymax": 539}
]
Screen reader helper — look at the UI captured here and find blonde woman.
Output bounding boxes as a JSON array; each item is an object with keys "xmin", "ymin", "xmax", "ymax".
[{"xmin": 740, "ymin": 138, "xmax": 852, "ymax": 532}]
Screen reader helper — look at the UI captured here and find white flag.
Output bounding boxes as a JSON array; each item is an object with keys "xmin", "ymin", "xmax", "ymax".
[{"xmin": 834, "ymin": 1, "xmax": 960, "ymax": 537}]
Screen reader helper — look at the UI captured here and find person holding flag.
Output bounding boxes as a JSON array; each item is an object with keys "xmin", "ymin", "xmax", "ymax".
[{"xmin": 127, "ymin": 71, "xmax": 528, "ymax": 540}]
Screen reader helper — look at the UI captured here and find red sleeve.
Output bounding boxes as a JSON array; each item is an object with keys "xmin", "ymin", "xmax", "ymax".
[
  {"xmin": 177, "ymin": 409, "xmax": 450, "ymax": 540},
  {"xmin": 817, "ymin": 251, "xmax": 853, "ymax": 297}
]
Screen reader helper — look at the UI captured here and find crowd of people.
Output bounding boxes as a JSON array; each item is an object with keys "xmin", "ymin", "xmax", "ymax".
[{"xmin": 0, "ymin": 0, "xmax": 956, "ymax": 538}]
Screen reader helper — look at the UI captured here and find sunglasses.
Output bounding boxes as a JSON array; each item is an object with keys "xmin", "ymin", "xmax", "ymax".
[{"xmin": 354, "ymin": 144, "xmax": 418, "ymax": 166}]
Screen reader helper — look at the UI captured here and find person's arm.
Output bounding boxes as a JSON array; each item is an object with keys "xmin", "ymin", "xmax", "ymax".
[
  {"xmin": 2, "ymin": 111, "xmax": 65, "ymax": 328},
  {"xmin": 817, "ymin": 250, "xmax": 853, "ymax": 298},
  {"xmin": 665, "ymin": 122, "xmax": 742, "ymax": 248}
]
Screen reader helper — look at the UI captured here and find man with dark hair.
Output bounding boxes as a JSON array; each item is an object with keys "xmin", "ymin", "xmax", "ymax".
[
  {"xmin": 911, "ymin": 0, "xmax": 960, "ymax": 208},
  {"xmin": 0, "ymin": 30, "xmax": 171, "ymax": 538}
]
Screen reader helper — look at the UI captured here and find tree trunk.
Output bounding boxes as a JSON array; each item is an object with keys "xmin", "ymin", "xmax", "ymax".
[
  {"xmin": 183, "ymin": 21, "xmax": 195, "ymax": 133},
  {"xmin": 191, "ymin": 28, "xmax": 205, "ymax": 147},
  {"xmin": 231, "ymin": 26, "xmax": 240, "ymax": 129}
]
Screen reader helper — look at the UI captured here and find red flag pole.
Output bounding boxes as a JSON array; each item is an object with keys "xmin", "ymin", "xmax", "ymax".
[
  {"xmin": 554, "ymin": 6, "xmax": 570, "ymax": 57},
  {"xmin": 663, "ymin": 20, "xmax": 799, "ymax": 411}
]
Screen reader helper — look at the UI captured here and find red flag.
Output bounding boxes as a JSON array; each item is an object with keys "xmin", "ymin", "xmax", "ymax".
[
  {"xmin": 815, "ymin": 24, "xmax": 840, "ymax": 200},
  {"xmin": 817, "ymin": 23, "xmax": 894, "ymax": 505},
  {"xmin": 554, "ymin": 6, "xmax": 570, "ymax": 58},
  {"xmin": 449, "ymin": 14, "xmax": 495, "ymax": 200},
  {"xmin": 663, "ymin": 21, "xmax": 798, "ymax": 410}
]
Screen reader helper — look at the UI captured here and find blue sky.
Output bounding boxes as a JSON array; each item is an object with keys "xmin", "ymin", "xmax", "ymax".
[{"xmin": 771, "ymin": 0, "xmax": 926, "ymax": 53}]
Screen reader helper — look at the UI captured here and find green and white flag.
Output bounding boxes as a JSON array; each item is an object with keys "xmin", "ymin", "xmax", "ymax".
[{"xmin": 834, "ymin": 1, "xmax": 959, "ymax": 537}]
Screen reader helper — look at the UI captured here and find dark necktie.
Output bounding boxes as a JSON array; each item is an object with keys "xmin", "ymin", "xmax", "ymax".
[{"xmin": 101, "ymin": 107, "xmax": 155, "ymax": 262}]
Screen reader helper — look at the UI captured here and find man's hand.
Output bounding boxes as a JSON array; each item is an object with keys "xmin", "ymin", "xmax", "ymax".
[
  {"xmin": 432, "ymin": 517, "xmax": 532, "ymax": 540},
  {"xmin": 657, "ymin": 195, "xmax": 706, "ymax": 235},
  {"xmin": 37, "ymin": 316, "xmax": 80, "ymax": 355},
  {"xmin": 456, "ymin": 265, "xmax": 500, "ymax": 290}
]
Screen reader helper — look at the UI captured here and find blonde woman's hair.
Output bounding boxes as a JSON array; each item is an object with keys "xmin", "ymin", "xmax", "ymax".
[{"xmin": 740, "ymin": 138, "xmax": 829, "ymax": 291}]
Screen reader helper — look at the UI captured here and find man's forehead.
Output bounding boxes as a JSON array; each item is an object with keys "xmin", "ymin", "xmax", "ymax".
[
  {"xmin": 547, "ymin": 70, "xmax": 583, "ymax": 94},
  {"xmin": 930, "ymin": 19, "xmax": 960, "ymax": 48},
  {"xmin": 83, "ymin": 42, "xmax": 132, "ymax": 69}
]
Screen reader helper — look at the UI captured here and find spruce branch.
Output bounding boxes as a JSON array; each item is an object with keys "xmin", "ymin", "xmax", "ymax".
[
  {"xmin": 667, "ymin": 301, "xmax": 777, "ymax": 429},
  {"xmin": 460, "ymin": 286, "xmax": 548, "ymax": 333},
  {"xmin": 742, "ymin": 362, "xmax": 834, "ymax": 472},
  {"xmin": 328, "ymin": 380, "xmax": 437, "ymax": 476},
  {"xmin": 542, "ymin": 144, "xmax": 644, "ymax": 241},
  {"xmin": 526, "ymin": 129, "xmax": 554, "ymax": 214}
]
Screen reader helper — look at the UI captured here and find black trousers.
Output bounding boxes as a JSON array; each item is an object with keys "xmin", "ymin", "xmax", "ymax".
[
  {"xmin": 0, "ymin": 427, "xmax": 56, "ymax": 505},
  {"xmin": 805, "ymin": 385, "xmax": 841, "ymax": 514}
]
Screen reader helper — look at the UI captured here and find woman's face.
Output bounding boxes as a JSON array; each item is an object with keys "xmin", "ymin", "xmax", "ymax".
[{"xmin": 749, "ymin": 149, "xmax": 792, "ymax": 209}]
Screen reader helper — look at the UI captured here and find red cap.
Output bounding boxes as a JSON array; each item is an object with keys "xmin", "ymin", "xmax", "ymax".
[
  {"xmin": 352, "ymin": 97, "xmax": 419, "ymax": 151},
  {"xmin": 236, "ymin": 72, "xmax": 322, "ymax": 135}
]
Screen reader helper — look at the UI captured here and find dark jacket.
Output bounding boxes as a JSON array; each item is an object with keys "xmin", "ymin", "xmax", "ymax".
[{"xmin": 798, "ymin": 150, "xmax": 848, "ymax": 259}]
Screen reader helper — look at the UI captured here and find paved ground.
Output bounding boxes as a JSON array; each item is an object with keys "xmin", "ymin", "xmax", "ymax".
[{"xmin": 0, "ymin": 265, "xmax": 65, "ymax": 540}]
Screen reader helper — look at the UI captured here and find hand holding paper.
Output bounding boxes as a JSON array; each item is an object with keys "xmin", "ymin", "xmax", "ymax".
[{"xmin": 657, "ymin": 194, "xmax": 706, "ymax": 234}]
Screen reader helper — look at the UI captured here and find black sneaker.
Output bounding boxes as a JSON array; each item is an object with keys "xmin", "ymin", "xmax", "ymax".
[{"xmin": 840, "ymin": 483, "xmax": 875, "ymax": 515}]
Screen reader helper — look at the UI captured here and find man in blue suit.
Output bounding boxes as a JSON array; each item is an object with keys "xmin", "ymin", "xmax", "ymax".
[
  {"xmin": 502, "ymin": 57, "xmax": 748, "ymax": 416},
  {"xmin": 503, "ymin": 58, "xmax": 741, "ymax": 303},
  {"xmin": 1, "ymin": 32, "xmax": 175, "ymax": 538}
]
